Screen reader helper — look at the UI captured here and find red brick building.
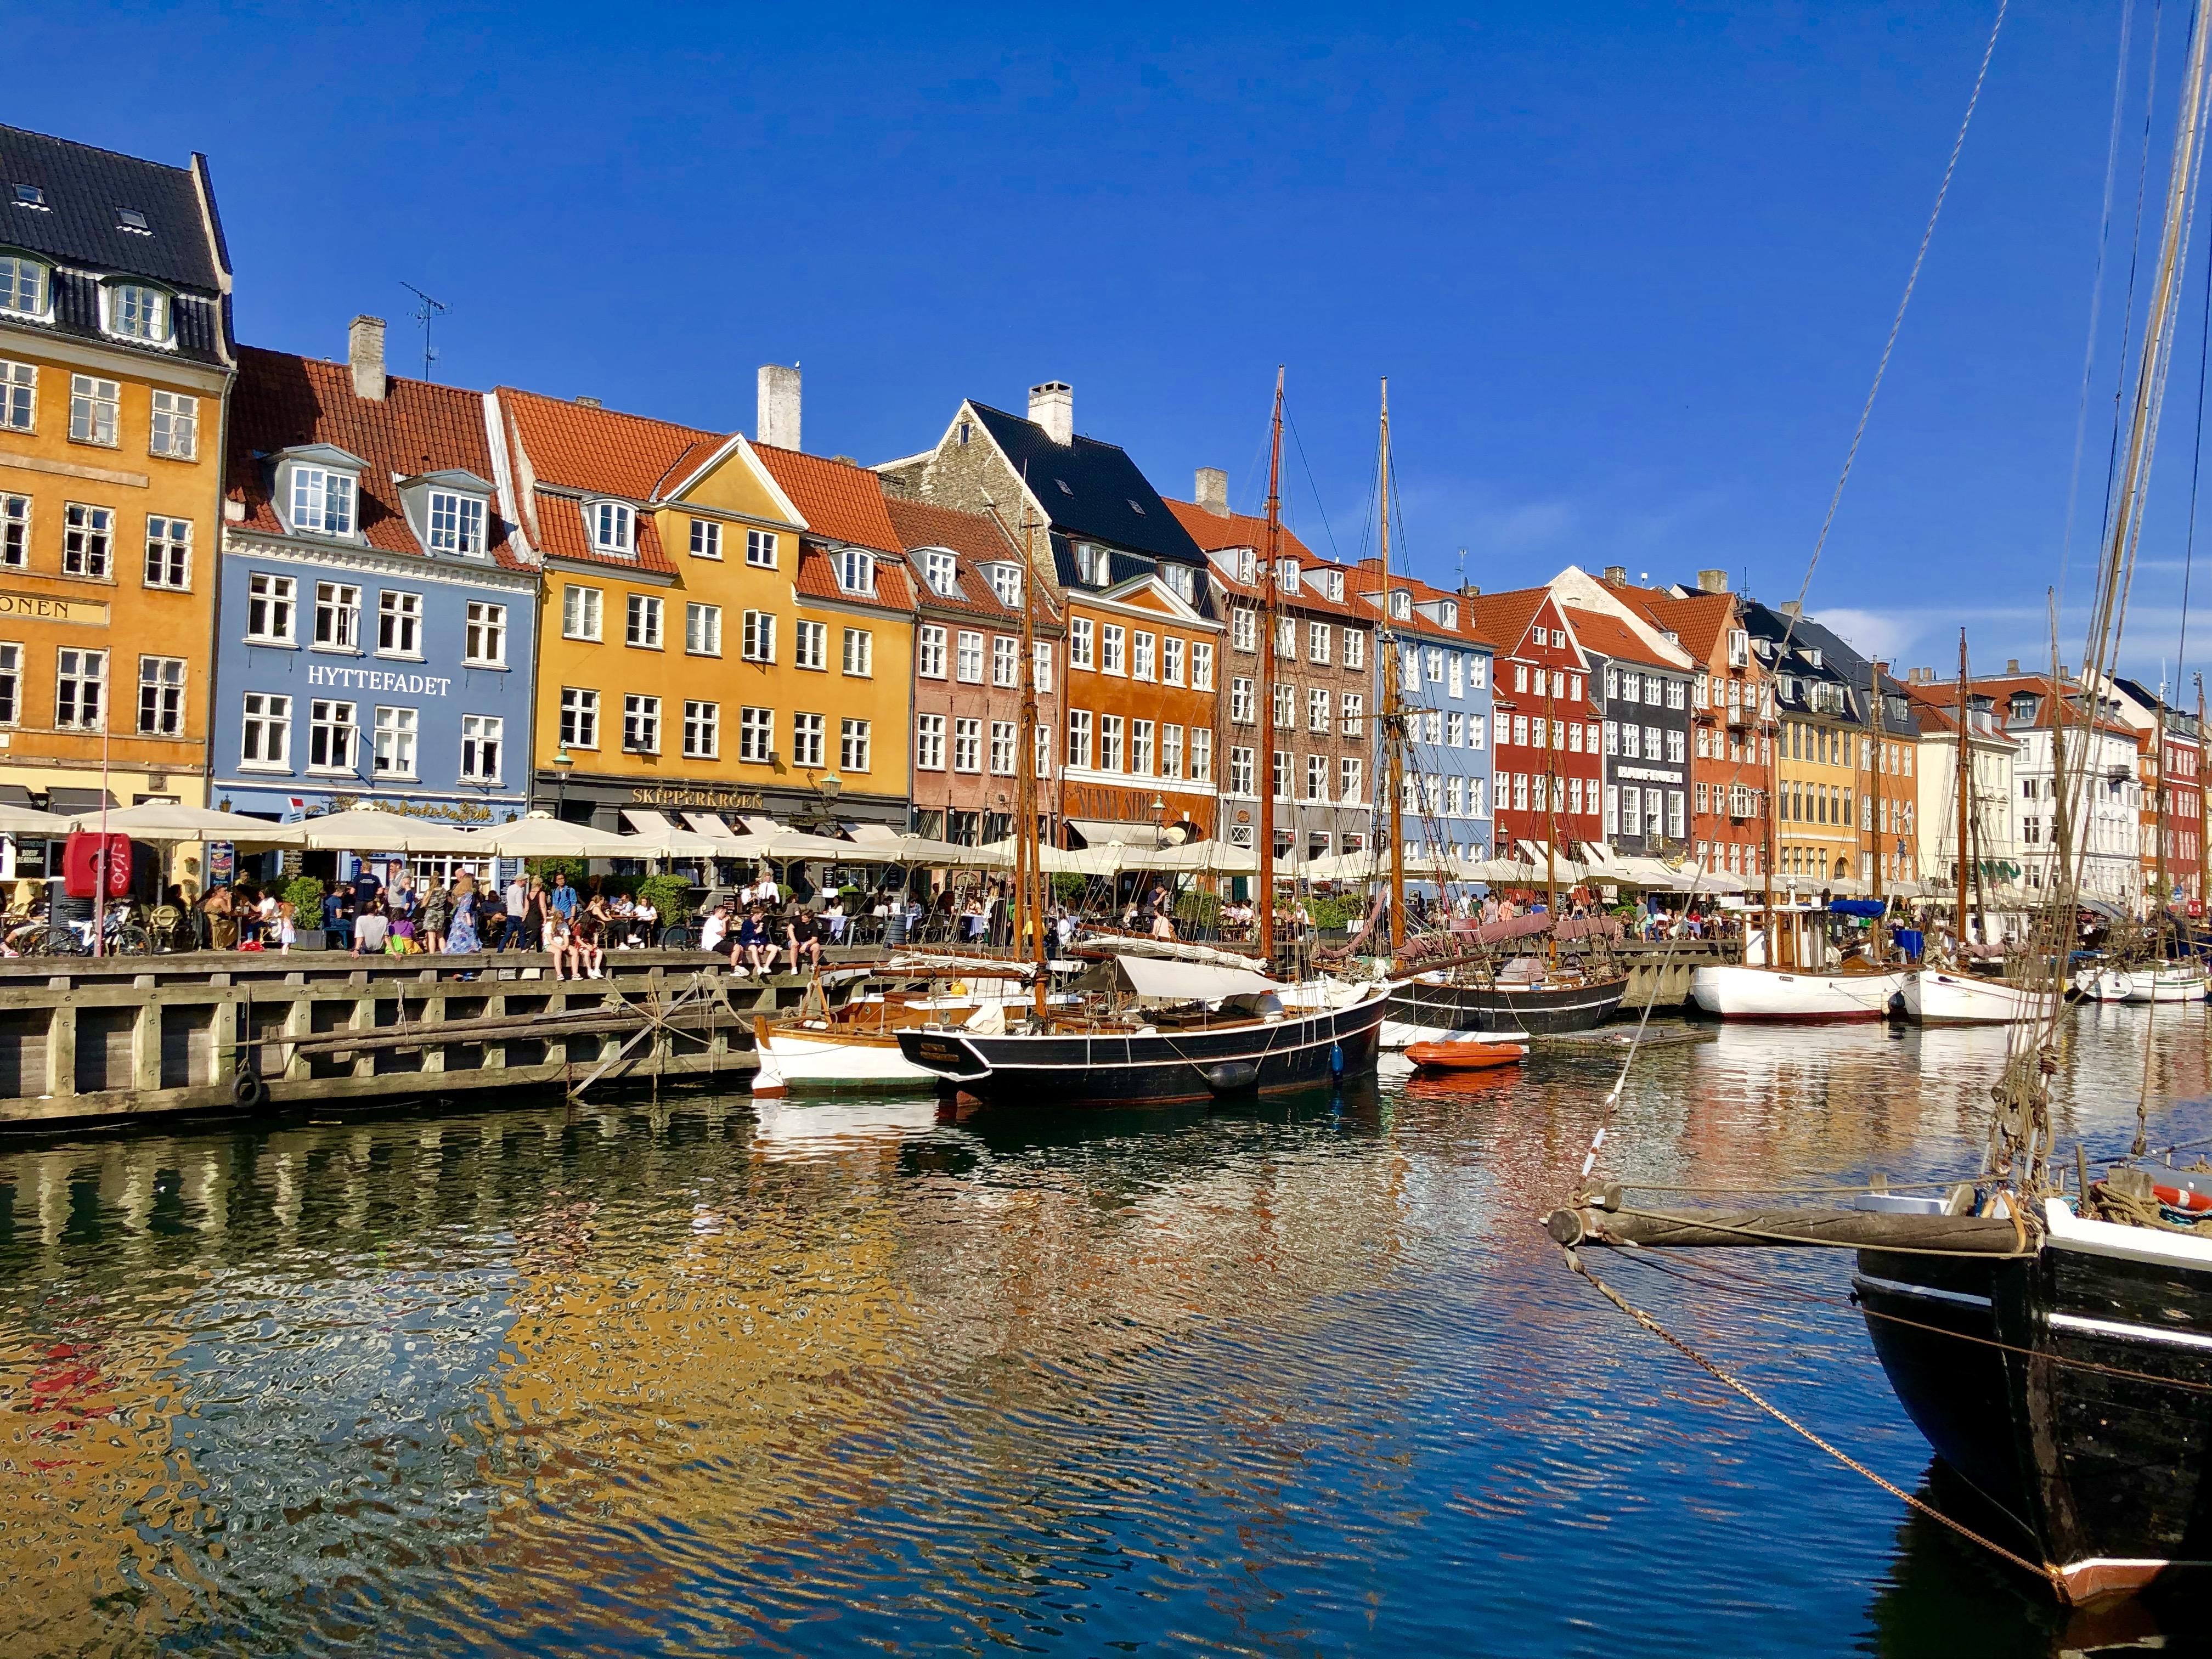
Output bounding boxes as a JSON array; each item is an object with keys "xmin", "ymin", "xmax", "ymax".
[{"xmin": 1465, "ymin": 588, "xmax": 1602, "ymax": 862}]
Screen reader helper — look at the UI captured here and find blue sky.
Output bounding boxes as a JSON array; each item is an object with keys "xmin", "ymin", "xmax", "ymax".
[{"xmin": 19, "ymin": 2, "xmax": 2210, "ymax": 686}]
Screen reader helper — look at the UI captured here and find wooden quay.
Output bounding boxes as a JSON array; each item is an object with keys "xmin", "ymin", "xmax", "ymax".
[{"xmin": 0, "ymin": 946, "xmax": 867, "ymax": 1130}]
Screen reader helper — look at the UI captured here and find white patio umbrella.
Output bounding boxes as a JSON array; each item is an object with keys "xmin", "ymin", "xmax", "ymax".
[
  {"xmin": 0, "ymin": 802, "xmax": 77, "ymax": 838},
  {"xmin": 71, "ymin": 802, "xmax": 304, "ymax": 845},
  {"xmin": 877, "ymin": 833, "xmax": 1009, "ymax": 867},
  {"xmin": 976, "ymin": 837, "xmax": 1119, "ymax": 876},
  {"xmin": 294, "ymin": 803, "xmax": 492, "ymax": 854},
  {"xmin": 1118, "ymin": 840, "xmax": 1258, "ymax": 874},
  {"xmin": 479, "ymin": 812, "xmax": 636, "ymax": 859}
]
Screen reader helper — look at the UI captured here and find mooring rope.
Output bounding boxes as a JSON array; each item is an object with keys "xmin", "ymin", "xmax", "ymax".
[{"xmin": 1562, "ymin": 1245, "xmax": 2061, "ymax": 1589}]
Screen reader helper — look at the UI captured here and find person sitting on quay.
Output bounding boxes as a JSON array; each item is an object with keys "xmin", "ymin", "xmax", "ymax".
[
  {"xmin": 700, "ymin": 900, "xmax": 734, "ymax": 957},
  {"xmin": 571, "ymin": 894, "xmax": 609, "ymax": 980},
  {"xmin": 547, "ymin": 871, "xmax": 578, "ymax": 938},
  {"xmin": 630, "ymin": 893, "xmax": 659, "ymax": 947},
  {"xmin": 323, "ymin": 881, "xmax": 356, "ymax": 952},
  {"xmin": 786, "ymin": 907, "xmax": 825, "ymax": 974},
  {"xmin": 352, "ymin": 899, "xmax": 391, "ymax": 957},
  {"xmin": 505, "ymin": 875, "xmax": 544, "ymax": 953},
  {"xmin": 821, "ymin": 892, "xmax": 848, "ymax": 944},
  {"xmin": 475, "ymin": 881, "xmax": 507, "ymax": 949},
  {"xmin": 544, "ymin": 893, "xmax": 577, "ymax": 981},
  {"xmin": 732, "ymin": 906, "xmax": 779, "ymax": 978},
  {"xmin": 200, "ymin": 883, "xmax": 238, "ymax": 951}
]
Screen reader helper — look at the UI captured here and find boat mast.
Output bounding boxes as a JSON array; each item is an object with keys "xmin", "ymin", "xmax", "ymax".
[
  {"xmin": 1259, "ymin": 369, "xmax": 1283, "ymax": 968},
  {"xmin": 2155, "ymin": 698, "xmax": 2171, "ymax": 947},
  {"xmin": 1381, "ymin": 380, "xmax": 1406, "ymax": 955},
  {"xmin": 1763, "ymin": 654, "xmax": 1779, "ymax": 967},
  {"xmin": 1954, "ymin": 631, "xmax": 1971, "ymax": 951},
  {"xmin": 1020, "ymin": 498, "xmax": 1047, "ymax": 1021},
  {"xmin": 1545, "ymin": 670, "xmax": 1559, "ymax": 962},
  {"xmin": 1868, "ymin": 662, "xmax": 1887, "ymax": 958}
]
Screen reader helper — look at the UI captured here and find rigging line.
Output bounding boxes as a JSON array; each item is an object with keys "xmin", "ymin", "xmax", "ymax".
[
  {"xmin": 1564, "ymin": 1249, "xmax": 2062, "ymax": 1589},
  {"xmin": 2093, "ymin": 0, "xmax": 2166, "ymax": 582},
  {"xmin": 2057, "ymin": 0, "xmax": 2146, "ymax": 611},
  {"xmin": 1790, "ymin": 0, "xmax": 2011, "ymax": 616},
  {"xmin": 1282, "ymin": 408, "xmax": 1344, "ymax": 566}
]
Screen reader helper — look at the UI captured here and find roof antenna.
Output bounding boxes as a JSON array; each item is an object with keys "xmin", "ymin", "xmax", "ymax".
[
  {"xmin": 400, "ymin": 281, "xmax": 447, "ymax": 381},
  {"xmin": 1455, "ymin": 546, "xmax": 1466, "ymax": 590}
]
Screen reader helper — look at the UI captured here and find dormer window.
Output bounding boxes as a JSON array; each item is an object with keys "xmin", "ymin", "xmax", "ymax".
[
  {"xmin": 1325, "ymin": 569, "xmax": 1344, "ymax": 602},
  {"xmin": 290, "ymin": 465, "xmax": 357, "ymax": 537},
  {"xmin": 1440, "ymin": 600, "xmax": 1458, "ymax": 630},
  {"xmin": 1390, "ymin": 590, "xmax": 1411, "ymax": 620},
  {"xmin": 1163, "ymin": 564, "xmax": 1195, "ymax": 603},
  {"xmin": 1804, "ymin": 647, "xmax": 1822, "ymax": 669},
  {"xmin": 1075, "ymin": 543, "xmax": 1111, "ymax": 586},
  {"xmin": 1280, "ymin": 559, "xmax": 1301, "ymax": 595},
  {"xmin": 590, "ymin": 500, "xmax": 634, "ymax": 556},
  {"xmin": 989, "ymin": 563, "xmax": 1022, "ymax": 607},
  {"xmin": 835, "ymin": 548, "xmax": 876, "ymax": 595},
  {"xmin": 105, "ymin": 282, "xmax": 172, "ymax": 344},
  {"xmin": 1236, "ymin": 548, "xmax": 1255, "ymax": 584},
  {"xmin": 428, "ymin": 489, "xmax": 487, "ymax": 556},
  {"xmin": 923, "ymin": 550, "xmax": 957, "ymax": 596},
  {"xmin": 1728, "ymin": 629, "xmax": 1750, "ymax": 667},
  {"xmin": 0, "ymin": 251, "xmax": 49, "ymax": 319}
]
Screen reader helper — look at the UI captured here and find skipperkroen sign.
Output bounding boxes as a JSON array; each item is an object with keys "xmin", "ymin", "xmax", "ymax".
[{"xmin": 306, "ymin": 664, "xmax": 459, "ymax": 696}]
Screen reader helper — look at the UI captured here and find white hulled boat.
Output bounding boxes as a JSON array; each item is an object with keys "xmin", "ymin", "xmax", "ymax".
[
  {"xmin": 1690, "ymin": 902, "xmax": 1905, "ymax": 1021},
  {"xmin": 1901, "ymin": 967, "xmax": 2051, "ymax": 1025},
  {"xmin": 2078, "ymin": 961, "xmax": 2209, "ymax": 1002}
]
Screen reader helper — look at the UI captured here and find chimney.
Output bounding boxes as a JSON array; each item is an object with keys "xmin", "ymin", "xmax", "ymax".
[
  {"xmin": 1195, "ymin": 466, "xmax": 1229, "ymax": 516},
  {"xmin": 758, "ymin": 364, "xmax": 801, "ymax": 450},
  {"xmin": 574, "ymin": 396, "xmax": 601, "ymax": 408},
  {"xmin": 1696, "ymin": 569, "xmax": 1729, "ymax": 594},
  {"xmin": 347, "ymin": 314, "xmax": 386, "ymax": 402},
  {"xmin": 1460, "ymin": 582, "xmax": 1481, "ymax": 597},
  {"xmin": 1029, "ymin": 381, "xmax": 1073, "ymax": 445},
  {"xmin": 2007, "ymin": 658, "xmax": 2020, "ymax": 674},
  {"xmin": 1603, "ymin": 565, "xmax": 1627, "ymax": 585},
  {"xmin": 1779, "ymin": 600, "xmax": 1802, "ymax": 619}
]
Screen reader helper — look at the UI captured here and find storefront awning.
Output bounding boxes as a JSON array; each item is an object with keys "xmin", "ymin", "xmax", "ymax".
[
  {"xmin": 47, "ymin": 788, "xmax": 117, "ymax": 813},
  {"xmin": 621, "ymin": 808, "xmax": 679, "ymax": 837},
  {"xmin": 1066, "ymin": 816, "xmax": 1190, "ymax": 848},
  {"xmin": 0, "ymin": 785, "xmax": 35, "ymax": 808},
  {"xmin": 739, "ymin": 815, "xmax": 781, "ymax": 836},
  {"xmin": 682, "ymin": 812, "xmax": 740, "ymax": 838},
  {"xmin": 843, "ymin": 822, "xmax": 902, "ymax": 844}
]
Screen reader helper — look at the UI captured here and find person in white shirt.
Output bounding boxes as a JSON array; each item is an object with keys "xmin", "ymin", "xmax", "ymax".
[{"xmin": 700, "ymin": 903, "xmax": 732, "ymax": 955}]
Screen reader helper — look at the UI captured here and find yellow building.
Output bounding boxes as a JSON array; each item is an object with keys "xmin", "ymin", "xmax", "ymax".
[
  {"xmin": 490, "ymin": 383, "xmax": 915, "ymax": 831},
  {"xmin": 0, "ymin": 128, "xmax": 235, "ymax": 849}
]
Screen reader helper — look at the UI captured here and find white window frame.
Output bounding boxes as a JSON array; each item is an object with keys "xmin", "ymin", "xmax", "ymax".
[
  {"xmin": 560, "ymin": 686, "xmax": 600, "ymax": 750},
  {"xmin": 1066, "ymin": 709, "xmax": 1093, "ymax": 770},
  {"xmin": 62, "ymin": 502, "xmax": 113, "ymax": 578},
  {"xmin": 104, "ymin": 281, "xmax": 172, "ymax": 345},
  {"xmin": 992, "ymin": 634, "xmax": 1018, "ymax": 687},
  {"xmin": 746, "ymin": 528, "xmax": 777, "ymax": 568},
  {"xmin": 288, "ymin": 464, "xmax": 357, "ymax": 537},
  {"xmin": 426, "ymin": 489, "xmax": 488, "ymax": 557},
  {"xmin": 1034, "ymin": 640, "xmax": 1055, "ymax": 692},
  {"xmin": 378, "ymin": 590, "xmax": 424, "ymax": 658},
  {"xmin": 1101, "ymin": 624, "xmax": 1126, "ymax": 675},
  {"xmin": 840, "ymin": 717, "xmax": 871, "ymax": 772},
  {"xmin": 238, "ymin": 689, "xmax": 288, "ymax": 766},
  {"xmin": 246, "ymin": 572, "xmax": 297, "ymax": 644},
  {"xmin": 1344, "ymin": 631, "xmax": 1366, "ymax": 671},
  {"xmin": 792, "ymin": 617, "xmax": 825, "ymax": 669},
  {"xmin": 373, "ymin": 705, "xmax": 419, "ymax": 777},
  {"xmin": 1190, "ymin": 727, "xmax": 1212, "ymax": 783},
  {"xmin": 623, "ymin": 693, "xmax": 662, "ymax": 754},
  {"xmin": 916, "ymin": 713, "xmax": 946, "ymax": 771},
  {"xmin": 143, "ymin": 514, "xmax": 191, "ymax": 590},
  {"xmin": 315, "ymin": 580, "xmax": 363, "ymax": 653},
  {"xmin": 989, "ymin": 563, "xmax": 1022, "ymax": 606},
  {"xmin": 683, "ymin": 699, "xmax": 720, "ymax": 759},
  {"xmin": 563, "ymin": 584, "xmax": 603, "ymax": 641},
  {"xmin": 690, "ymin": 519, "xmax": 723, "ymax": 560},
  {"xmin": 1192, "ymin": 641, "xmax": 1215, "ymax": 691},
  {"xmin": 834, "ymin": 548, "xmax": 875, "ymax": 594},
  {"xmin": 924, "ymin": 550, "xmax": 956, "ymax": 595},
  {"xmin": 460, "ymin": 714, "xmax": 503, "ymax": 783},
  {"xmin": 843, "ymin": 627, "xmax": 873, "ymax": 677},
  {"xmin": 308, "ymin": 698, "xmax": 357, "ymax": 773},
  {"xmin": 956, "ymin": 629, "xmax": 984, "ymax": 683},
  {"xmin": 1069, "ymin": 617, "xmax": 1094, "ymax": 669},
  {"xmin": 792, "ymin": 710, "xmax": 826, "ymax": 768},
  {"xmin": 148, "ymin": 389, "xmax": 197, "ymax": 459},
  {"xmin": 628, "ymin": 593, "xmax": 664, "ymax": 651},
  {"xmin": 917, "ymin": 624, "xmax": 947, "ymax": 679},
  {"xmin": 738, "ymin": 704, "xmax": 775, "ymax": 763},
  {"xmin": 0, "ymin": 255, "xmax": 51, "ymax": 322},
  {"xmin": 590, "ymin": 500, "xmax": 636, "ymax": 556},
  {"xmin": 990, "ymin": 719, "xmax": 1017, "ymax": 775},
  {"xmin": 952, "ymin": 715, "xmax": 981, "ymax": 773},
  {"xmin": 137, "ymin": 654, "xmax": 186, "ymax": 737}
]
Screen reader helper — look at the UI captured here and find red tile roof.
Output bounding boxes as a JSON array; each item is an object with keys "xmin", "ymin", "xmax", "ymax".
[
  {"xmin": 496, "ymin": 386, "xmax": 725, "ymax": 501},
  {"xmin": 753, "ymin": 442, "xmax": 904, "ymax": 555},
  {"xmin": 1561, "ymin": 606, "xmax": 1673, "ymax": 670},
  {"xmin": 224, "ymin": 347, "xmax": 525, "ymax": 570},
  {"xmin": 792, "ymin": 541, "xmax": 915, "ymax": 614},
  {"xmin": 1901, "ymin": 681, "xmax": 2021, "ymax": 746},
  {"xmin": 883, "ymin": 496, "xmax": 1061, "ymax": 629},
  {"xmin": 1345, "ymin": 561, "xmax": 1496, "ymax": 647},
  {"xmin": 529, "ymin": 492, "xmax": 675, "ymax": 574},
  {"xmin": 1461, "ymin": 588, "xmax": 1559, "ymax": 659},
  {"xmin": 1162, "ymin": 498, "xmax": 1319, "ymax": 563}
]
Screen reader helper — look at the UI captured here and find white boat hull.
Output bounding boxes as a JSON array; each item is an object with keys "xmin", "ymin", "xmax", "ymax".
[
  {"xmin": 2078, "ymin": 965, "xmax": 2209, "ymax": 1003},
  {"xmin": 755, "ymin": 1027, "xmax": 944, "ymax": 1088},
  {"xmin": 1689, "ymin": 963, "xmax": 1906, "ymax": 1021},
  {"xmin": 1903, "ymin": 969, "xmax": 2052, "ymax": 1025}
]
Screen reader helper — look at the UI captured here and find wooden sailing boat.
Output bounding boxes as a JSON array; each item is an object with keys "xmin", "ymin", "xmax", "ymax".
[
  {"xmin": 895, "ymin": 370, "xmax": 1390, "ymax": 1107},
  {"xmin": 1372, "ymin": 381, "xmax": 1624, "ymax": 1040},
  {"xmin": 1566, "ymin": 4, "xmax": 2212, "ymax": 1600}
]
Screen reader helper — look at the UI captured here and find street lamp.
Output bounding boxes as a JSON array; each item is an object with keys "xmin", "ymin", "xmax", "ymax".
[{"xmin": 1152, "ymin": 795, "xmax": 1166, "ymax": 848}]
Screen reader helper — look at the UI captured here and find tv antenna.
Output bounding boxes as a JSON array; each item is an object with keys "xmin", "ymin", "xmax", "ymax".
[{"xmin": 400, "ymin": 281, "xmax": 447, "ymax": 381}]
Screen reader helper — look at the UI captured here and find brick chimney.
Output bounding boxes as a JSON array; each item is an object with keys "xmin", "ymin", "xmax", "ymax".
[
  {"xmin": 758, "ymin": 364, "xmax": 800, "ymax": 450},
  {"xmin": 1603, "ymin": 565, "xmax": 1627, "ymax": 585},
  {"xmin": 1779, "ymin": 600, "xmax": 1802, "ymax": 619},
  {"xmin": 1029, "ymin": 381, "xmax": 1073, "ymax": 445},
  {"xmin": 1195, "ymin": 466, "xmax": 1229, "ymax": 516},
  {"xmin": 2007, "ymin": 658, "xmax": 2020, "ymax": 674},
  {"xmin": 348, "ymin": 315, "xmax": 386, "ymax": 401},
  {"xmin": 1696, "ymin": 569, "xmax": 1729, "ymax": 594}
]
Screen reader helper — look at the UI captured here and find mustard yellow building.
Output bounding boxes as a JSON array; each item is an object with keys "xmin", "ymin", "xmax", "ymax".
[
  {"xmin": 0, "ymin": 126, "xmax": 234, "ymax": 845},
  {"xmin": 490, "ymin": 381, "xmax": 914, "ymax": 831}
]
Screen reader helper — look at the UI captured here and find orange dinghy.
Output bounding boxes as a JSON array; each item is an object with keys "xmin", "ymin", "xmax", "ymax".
[{"xmin": 1406, "ymin": 1040, "xmax": 1527, "ymax": 1072}]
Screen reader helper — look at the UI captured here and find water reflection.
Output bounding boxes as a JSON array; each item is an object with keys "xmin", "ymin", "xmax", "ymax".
[{"xmin": 0, "ymin": 1007, "xmax": 2207, "ymax": 1657}]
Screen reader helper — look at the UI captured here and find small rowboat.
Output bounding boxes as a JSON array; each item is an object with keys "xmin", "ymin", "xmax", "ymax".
[{"xmin": 1406, "ymin": 1040, "xmax": 1527, "ymax": 1072}]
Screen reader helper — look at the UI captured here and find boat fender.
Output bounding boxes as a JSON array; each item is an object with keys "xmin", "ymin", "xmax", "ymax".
[
  {"xmin": 1330, "ymin": 1042, "xmax": 1344, "ymax": 1076},
  {"xmin": 232, "ymin": 1064, "xmax": 266, "ymax": 1110},
  {"xmin": 1199, "ymin": 1060, "xmax": 1260, "ymax": 1094}
]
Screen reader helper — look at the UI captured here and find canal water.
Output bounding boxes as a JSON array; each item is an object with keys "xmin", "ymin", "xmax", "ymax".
[{"xmin": 4, "ymin": 1009, "xmax": 2208, "ymax": 1658}]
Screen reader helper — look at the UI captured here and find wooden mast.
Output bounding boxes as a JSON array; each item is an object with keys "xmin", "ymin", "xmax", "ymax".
[
  {"xmin": 1544, "ymin": 671, "xmax": 1560, "ymax": 961},
  {"xmin": 1381, "ymin": 379, "xmax": 1406, "ymax": 955},
  {"xmin": 2155, "ymin": 697, "xmax": 2171, "ymax": 947},
  {"xmin": 1954, "ymin": 630, "xmax": 1972, "ymax": 951},
  {"xmin": 1019, "ymin": 498, "xmax": 1047, "ymax": 1020},
  {"xmin": 1762, "ymin": 644, "xmax": 1780, "ymax": 968},
  {"xmin": 1868, "ymin": 662, "xmax": 1887, "ymax": 960},
  {"xmin": 1258, "ymin": 369, "xmax": 1284, "ymax": 967}
]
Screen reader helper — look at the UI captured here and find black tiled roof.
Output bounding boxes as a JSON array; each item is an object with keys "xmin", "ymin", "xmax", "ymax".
[
  {"xmin": 968, "ymin": 400, "xmax": 1206, "ymax": 566},
  {"xmin": 0, "ymin": 125, "xmax": 226, "ymax": 293},
  {"xmin": 1046, "ymin": 532, "xmax": 1218, "ymax": 618}
]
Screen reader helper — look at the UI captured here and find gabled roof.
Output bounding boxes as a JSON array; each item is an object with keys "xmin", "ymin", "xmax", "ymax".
[
  {"xmin": 752, "ymin": 442, "xmax": 902, "ymax": 554},
  {"xmin": 224, "ymin": 346, "xmax": 524, "ymax": 571},
  {"xmin": 495, "ymin": 386, "xmax": 725, "ymax": 502},
  {"xmin": 1462, "ymin": 588, "xmax": 1565, "ymax": 661},
  {"xmin": 1345, "ymin": 561, "xmax": 1496, "ymax": 648},
  {"xmin": 0, "ymin": 125, "xmax": 227, "ymax": 291},
  {"xmin": 883, "ymin": 496, "xmax": 1060, "ymax": 630},
  {"xmin": 792, "ymin": 541, "xmax": 915, "ymax": 613},
  {"xmin": 1961, "ymin": 673, "xmax": 2141, "ymax": 742},
  {"xmin": 1562, "ymin": 607, "xmax": 1675, "ymax": 672},
  {"xmin": 966, "ymin": 400, "xmax": 1205, "ymax": 565},
  {"xmin": 1582, "ymin": 576, "xmax": 1740, "ymax": 665},
  {"xmin": 1902, "ymin": 681, "xmax": 2020, "ymax": 748},
  {"xmin": 1162, "ymin": 499, "xmax": 1319, "ymax": 563}
]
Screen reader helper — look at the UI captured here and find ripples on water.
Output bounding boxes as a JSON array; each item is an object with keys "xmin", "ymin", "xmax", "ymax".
[{"xmin": 3, "ymin": 1007, "xmax": 2209, "ymax": 1658}]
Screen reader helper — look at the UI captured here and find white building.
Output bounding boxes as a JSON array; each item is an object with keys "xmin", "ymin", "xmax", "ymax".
[{"xmin": 1968, "ymin": 670, "xmax": 2140, "ymax": 906}]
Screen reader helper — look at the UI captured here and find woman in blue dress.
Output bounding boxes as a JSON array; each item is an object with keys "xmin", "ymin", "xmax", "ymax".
[{"xmin": 444, "ymin": 872, "xmax": 481, "ymax": 954}]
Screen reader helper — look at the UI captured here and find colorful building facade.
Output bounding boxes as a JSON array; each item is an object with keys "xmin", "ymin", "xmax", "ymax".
[
  {"xmin": 0, "ymin": 126, "xmax": 234, "ymax": 865},
  {"xmin": 1464, "ymin": 588, "xmax": 1596, "ymax": 864},
  {"xmin": 212, "ymin": 329, "xmax": 538, "ymax": 843}
]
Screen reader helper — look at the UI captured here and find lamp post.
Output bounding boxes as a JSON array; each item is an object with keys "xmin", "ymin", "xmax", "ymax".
[
  {"xmin": 1152, "ymin": 795, "xmax": 1165, "ymax": 849},
  {"xmin": 550, "ymin": 737, "xmax": 573, "ymax": 820}
]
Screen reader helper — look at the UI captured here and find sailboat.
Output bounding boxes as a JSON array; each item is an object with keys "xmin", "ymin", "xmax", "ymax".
[
  {"xmin": 1562, "ymin": 7, "xmax": 2212, "ymax": 1601},
  {"xmin": 1372, "ymin": 382, "xmax": 1626, "ymax": 1040},
  {"xmin": 895, "ymin": 370, "xmax": 1390, "ymax": 1107},
  {"xmin": 1904, "ymin": 632, "xmax": 2056, "ymax": 1024}
]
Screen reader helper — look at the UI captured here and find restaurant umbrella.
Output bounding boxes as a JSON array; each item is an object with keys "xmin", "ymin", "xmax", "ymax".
[
  {"xmin": 478, "ymin": 812, "xmax": 636, "ymax": 859},
  {"xmin": 70, "ymin": 802, "xmax": 305, "ymax": 845},
  {"xmin": 0, "ymin": 802, "xmax": 79, "ymax": 838},
  {"xmin": 294, "ymin": 803, "xmax": 494, "ymax": 854}
]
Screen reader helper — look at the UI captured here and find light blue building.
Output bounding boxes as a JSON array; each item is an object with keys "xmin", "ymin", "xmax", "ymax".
[
  {"xmin": 1355, "ymin": 562, "xmax": 1495, "ymax": 867},
  {"xmin": 210, "ymin": 332, "xmax": 537, "ymax": 883}
]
